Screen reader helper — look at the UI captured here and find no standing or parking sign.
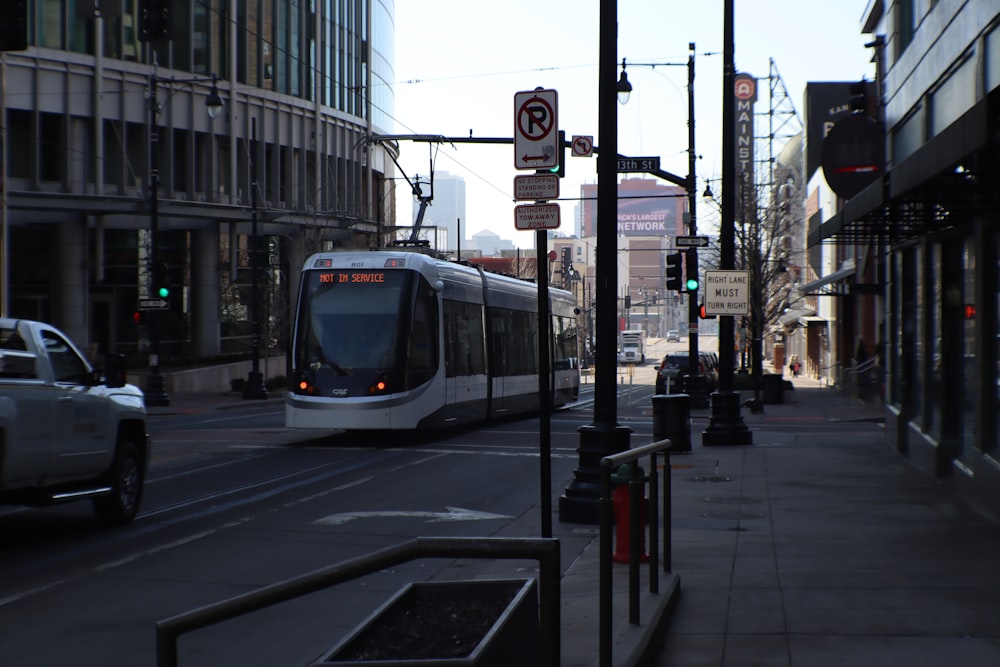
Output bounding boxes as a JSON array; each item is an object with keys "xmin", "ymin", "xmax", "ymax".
[{"xmin": 513, "ymin": 89, "xmax": 558, "ymax": 170}]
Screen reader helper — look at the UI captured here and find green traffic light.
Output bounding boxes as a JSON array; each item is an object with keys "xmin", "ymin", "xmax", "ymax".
[
  {"xmin": 158, "ymin": 286, "xmax": 170, "ymax": 299},
  {"xmin": 685, "ymin": 278, "xmax": 699, "ymax": 292}
]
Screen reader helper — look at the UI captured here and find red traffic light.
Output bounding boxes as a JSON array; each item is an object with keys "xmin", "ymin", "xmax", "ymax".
[
  {"xmin": 964, "ymin": 304, "xmax": 976, "ymax": 319},
  {"xmin": 132, "ymin": 310, "xmax": 143, "ymax": 325}
]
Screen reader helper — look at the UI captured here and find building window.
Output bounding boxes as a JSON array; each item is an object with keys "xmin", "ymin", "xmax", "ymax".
[
  {"xmin": 927, "ymin": 244, "xmax": 942, "ymax": 439},
  {"xmin": 961, "ymin": 240, "xmax": 976, "ymax": 464},
  {"xmin": 894, "ymin": 0, "xmax": 916, "ymax": 60}
]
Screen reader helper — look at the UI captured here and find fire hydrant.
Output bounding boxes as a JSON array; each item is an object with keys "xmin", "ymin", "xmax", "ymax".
[{"xmin": 610, "ymin": 464, "xmax": 649, "ymax": 563}]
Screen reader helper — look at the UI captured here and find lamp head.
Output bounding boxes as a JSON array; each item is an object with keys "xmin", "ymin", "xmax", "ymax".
[
  {"xmin": 616, "ymin": 59, "xmax": 632, "ymax": 105},
  {"xmin": 205, "ymin": 73, "xmax": 224, "ymax": 119}
]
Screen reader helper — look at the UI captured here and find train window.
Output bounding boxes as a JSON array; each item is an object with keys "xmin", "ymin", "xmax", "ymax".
[
  {"xmin": 444, "ymin": 300, "xmax": 486, "ymax": 377},
  {"xmin": 554, "ymin": 316, "xmax": 579, "ymax": 369},
  {"xmin": 490, "ymin": 307, "xmax": 537, "ymax": 376},
  {"xmin": 406, "ymin": 278, "xmax": 439, "ymax": 386}
]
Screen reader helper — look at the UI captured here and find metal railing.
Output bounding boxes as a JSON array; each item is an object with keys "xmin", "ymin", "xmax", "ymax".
[
  {"xmin": 598, "ymin": 438, "xmax": 673, "ymax": 667},
  {"xmin": 155, "ymin": 536, "xmax": 561, "ymax": 667}
]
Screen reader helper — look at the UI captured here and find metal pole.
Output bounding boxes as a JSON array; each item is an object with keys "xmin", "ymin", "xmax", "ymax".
[
  {"xmin": 243, "ymin": 117, "xmax": 268, "ymax": 399},
  {"xmin": 1, "ymin": 52, "xmax": 8, "ymax": 317},
  {"xmin": 537, "ymin": 229, "xmax": 552, "ymax": 538},
  {"xmin": 686, "ymin": 43, "xmax": 707, "ymax": 408},
  {"xmin": 559, "ymin": 0, "xmax": 632, "ymax": 524},
  {"xmin": 703, "ymin": 0, "xmax": 752, "ymax": 446},
  {"xmin": 145, "ymin": 72, "xmax": 169, "ymax": 406}
]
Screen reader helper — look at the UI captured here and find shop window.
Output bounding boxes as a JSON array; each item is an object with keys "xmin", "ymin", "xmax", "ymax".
[
  {"xmin": 960, "ymin": 242, "xmax": 976, "ymax": 464},
  {"xmin": 927, "ymin": 245, "xmax": 942, "ymax": 439}
]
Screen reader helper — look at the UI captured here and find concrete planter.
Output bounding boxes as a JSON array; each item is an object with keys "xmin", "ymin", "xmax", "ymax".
[{"xmin": 313, "ymin": 578, "xmax": 539, "ymax": 667}]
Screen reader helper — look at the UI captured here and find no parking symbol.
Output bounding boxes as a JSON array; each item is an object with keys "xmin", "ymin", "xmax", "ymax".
[{"xmin": 513, "ymin": 88, "xmax": 558, "ymax": 170}]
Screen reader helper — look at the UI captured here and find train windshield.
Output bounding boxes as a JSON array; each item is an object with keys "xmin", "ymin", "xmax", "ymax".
[{"xmin": 295, "ymin": 269, "xmax": 408, "ymax": 375}]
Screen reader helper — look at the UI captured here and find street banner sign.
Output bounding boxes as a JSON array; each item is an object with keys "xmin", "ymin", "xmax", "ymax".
[
  {"xmin": 514, "ymin": 173, "xmax": 560, "ymax": 201},
  {"xmin": 704, "ymin": 270, "xmax": 750, "ymax": 315},
  {"xmin": 616, "ymin": 156, "xmax": 660, "ymax": 172},
  {"xmin": 514, "ymin": 89, "xmax": 559, "ymax": 170},
  {"xmin": 676, "ymin": 236, "xmax": 710, "ymax": 247},
  {"xmin": 514, "ymin": 203, "xmax": 561, "ymax": 230}
]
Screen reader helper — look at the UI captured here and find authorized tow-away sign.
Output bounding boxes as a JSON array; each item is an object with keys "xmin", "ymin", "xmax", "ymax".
[{"xmin": 704, "ymin": 270, "xmax": 750, "ymax": 315}]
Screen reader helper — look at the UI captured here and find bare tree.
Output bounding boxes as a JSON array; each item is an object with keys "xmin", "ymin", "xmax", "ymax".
[{"xmin": 734, "ymin": 142, "xmax": 806, "ymax": 397}]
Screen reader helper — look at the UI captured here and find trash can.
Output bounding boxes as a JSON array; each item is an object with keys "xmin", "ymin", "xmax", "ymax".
[
  {"xmin": 652, "ymin": 393, "xmax": 691, "ymax": 452},
  {"xmin": 761, "ymin": 373, "xmax": 784, "ymax": 404}
]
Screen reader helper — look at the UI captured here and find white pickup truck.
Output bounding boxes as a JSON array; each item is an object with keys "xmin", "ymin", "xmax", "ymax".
[{"xmin": 0, "ymin": 318, "xmax": 149, "ymax": 525}]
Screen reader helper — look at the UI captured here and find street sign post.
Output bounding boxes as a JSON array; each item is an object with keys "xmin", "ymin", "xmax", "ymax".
[
  {"xmin": 514, "ymin": 89, "xmax": 559, "ymax": 170},
  {"xmin": 676, "ymin": 235, "xmax": 710, "ymax": 247},
  {"xmin": 514, "ymin": 203, "xmax": 561, "ymax": 230},
  {"xmin": 616, "ymin": 156, "xmax": 660, "ymax": 172},
  {"xmin": 704, "ymin": 270, "xmax": 750, "ymax": 315},
  {"xmin": 514, "ymin": 173, "xmax": 560, "ymax": 201}
]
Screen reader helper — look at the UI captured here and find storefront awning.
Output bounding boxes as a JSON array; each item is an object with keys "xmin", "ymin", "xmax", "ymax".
[
  {"xmin": 797, "ymin": 264, "xmax": 855, "ymax": 295},
  {"xmin": 811, "ymin": 97, "xmax": 991, "ymax": 247},
  {"xmin": 778, "ymin": 307, "xmax": 816, "ymax": 326}
]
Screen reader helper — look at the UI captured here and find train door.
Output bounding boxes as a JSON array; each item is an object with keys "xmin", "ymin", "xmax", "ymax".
[{"xmin": 443, "ymin": 300, "xmax": 488, "ymax": 421}]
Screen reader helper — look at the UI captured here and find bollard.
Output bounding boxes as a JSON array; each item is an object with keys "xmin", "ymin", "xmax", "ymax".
[
  {"xmin": 761, "ymin": 373, "xmax": 784, "ymax": 404},
  {"xmin": 610, "ymin": 464, "xmax": 648, "ymax": 564},
  {"xmin": 652, "ymin": 393, "xmax": 692, "ymax": 453}
]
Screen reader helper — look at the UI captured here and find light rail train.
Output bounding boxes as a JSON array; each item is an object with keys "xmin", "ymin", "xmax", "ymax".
[{"xmin": 285, "ymin": 250, "xmax": 580, "ymax": 430}]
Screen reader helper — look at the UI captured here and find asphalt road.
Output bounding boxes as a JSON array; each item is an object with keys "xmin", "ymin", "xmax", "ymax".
[
  {"xmin": 0, "ymin": 336, "xmax": 700, "ymax": 666},
  {"xmin": 0, "ymin": 372, "xmax": 659, "ymax": 667}
]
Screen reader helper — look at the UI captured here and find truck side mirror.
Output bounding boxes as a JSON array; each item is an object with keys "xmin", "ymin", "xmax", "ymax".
[{"xmin": 104, "ymin": 353, "xmax": 127, "ymax": 388}]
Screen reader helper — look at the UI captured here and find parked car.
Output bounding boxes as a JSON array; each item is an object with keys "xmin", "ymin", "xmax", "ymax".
[
  {"xmin": 665, "ymin": 330, "xmax": 681, "ymax": 342},
  {"xmin": 654, "ymin": 352, "xmax": 717, "ymax": 394}
]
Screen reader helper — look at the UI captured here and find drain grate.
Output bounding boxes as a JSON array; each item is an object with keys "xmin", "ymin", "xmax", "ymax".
[
  {"xmin": 687, "ymin": 475, "xmax": 733, "ymax": 483},
  {"xmin": 702, "ymin": 511, "xmax": 766, "ymax": 520},
  {"xmin": 702, "ymin": 496, "xmax": 761, "ymax": 504}
]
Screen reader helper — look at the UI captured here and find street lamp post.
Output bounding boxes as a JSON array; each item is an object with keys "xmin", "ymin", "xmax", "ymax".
[
  {"xmin": 613, "ymin": 44, "xmax": 708, "ymax": 407},
  {"xmin": 145, "ymin": 68, "xmax": 223, "ymax": 407},
  {"xmin": 243, "ymin": 118, "xmax": 269, "ymax": 399}
]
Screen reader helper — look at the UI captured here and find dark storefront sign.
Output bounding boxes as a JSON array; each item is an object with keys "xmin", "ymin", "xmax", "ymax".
[{"xmin": 821, "ymin": 114, "xmax": 884, "ymax": 199}]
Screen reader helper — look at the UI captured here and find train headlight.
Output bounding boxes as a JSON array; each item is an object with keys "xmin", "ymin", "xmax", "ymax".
[
  {"xmin": 296, "ymin": 374, "xmax": 317, "ymax": 395},
  {"xmin": 367, "ymin": 374, "xmax": 390, "ymax": 395}
]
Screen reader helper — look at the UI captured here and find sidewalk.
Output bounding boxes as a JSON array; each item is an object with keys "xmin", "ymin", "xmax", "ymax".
[{"xmin": 640, "ymin": 377, "xmax": 1000, "ymax": 667}]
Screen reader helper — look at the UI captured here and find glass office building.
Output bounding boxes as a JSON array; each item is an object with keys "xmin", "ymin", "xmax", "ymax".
[{"xmin": 1, "ymin": 0, "xmax": 396, "ymax": 362}]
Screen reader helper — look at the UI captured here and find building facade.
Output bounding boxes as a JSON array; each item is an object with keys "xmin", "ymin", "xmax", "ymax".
[
  {"xmin": 1, "ymin": 0, "xmax": 396, "ymax": 366},
  {"xmin": 579, "ymin": 178, "xmax": 688, "ymax": 338},
  {"xmin": 812, "ymin": 0, "xmax": 1000, "ymax": 518}
]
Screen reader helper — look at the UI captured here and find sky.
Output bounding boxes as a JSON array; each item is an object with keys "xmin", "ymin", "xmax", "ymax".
[{"xmin": 390, "ymin": 1, "xmax": 876, "ymax": 249}]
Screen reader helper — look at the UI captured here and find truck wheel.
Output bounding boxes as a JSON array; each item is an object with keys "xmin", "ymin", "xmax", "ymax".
[{"xmin": 93, "ymin": 441, "xmax": 144, "ymax": 526}]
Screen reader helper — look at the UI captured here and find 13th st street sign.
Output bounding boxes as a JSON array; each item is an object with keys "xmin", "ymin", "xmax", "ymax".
[{"xmin": 616, "ymin": 156, "xmax": 660, "ymax": 172}]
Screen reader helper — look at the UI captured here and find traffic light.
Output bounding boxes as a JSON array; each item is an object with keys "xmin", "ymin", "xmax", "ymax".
[
  {"xmin": 0, "ymin": 0, "xmax": 28, "ymax": 52},
  {"xmin": 699, "ymin": 303, "xmax": 716, "ymax": 320},
  {"xmin": 132, "ymin": 310, "xmax": 143, "ymax": 325},
  {"xmin": 684, "ymin": 248, "xmax": 699, "ymax": 292},
  {"xmin": 549, "ymin": 130, "xmax": 566, "ymax": 178},
  {"xmin": 666, "ymin": 252, "xmax": 683, "ymax": 292},
  {"xmin": 139, "ymin": 0, "xmax": 171, "ymax": 42},
  {"xmin": 848, "ymin": 78, "xmax": 869, "ymax": 115},
  {"xmin": 155, "ymin": 262, "xmax": 171, "ymax": 302}
]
